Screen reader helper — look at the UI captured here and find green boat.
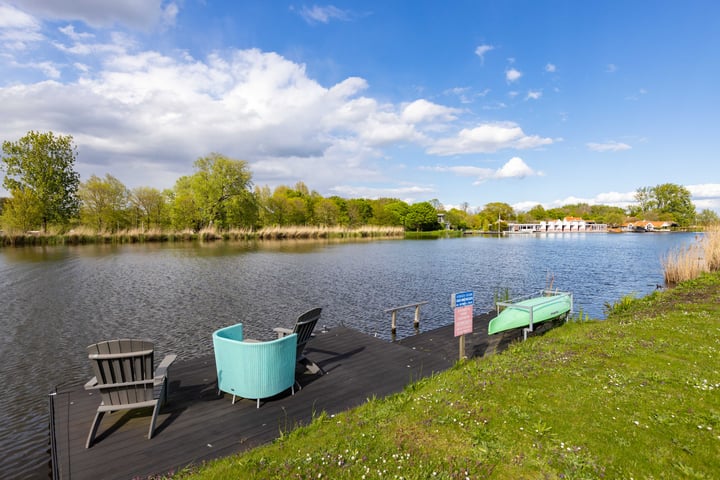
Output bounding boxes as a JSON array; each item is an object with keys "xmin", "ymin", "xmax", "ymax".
[{"xmin": 489, "ymin": 291, "xmax": 572, "ymax": 336}]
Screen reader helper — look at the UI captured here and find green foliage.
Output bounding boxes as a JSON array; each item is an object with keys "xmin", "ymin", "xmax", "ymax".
[
  {"xmin": 629, "ymin": 183, "xmax": 696, "ymax": 227},
  {"xmin": 696, "ymin": 209, "xmax": 719, "ymax": 226},
  {"xmin": 78, "ymin": 174, "xmax": 129, "ymax": 232},
  {"xmin": 129, "ymin": 186, "xmax": 170, "ymax": 230},
  {"xmin": 1, "ymin": 130, "xmax": 80, "ymax": 231},
  {"xmin": 0, "ymin": 188, "xmax": 43, "ymax": 232},
  {"xmin": 405, "ymin": 201, "xmax": 440, "ymax": 231}
]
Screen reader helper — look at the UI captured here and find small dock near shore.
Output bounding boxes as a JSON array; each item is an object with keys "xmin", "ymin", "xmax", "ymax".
[{"xmin": 49, "ymin": 312, "xmax": 559, "ymax": 479}]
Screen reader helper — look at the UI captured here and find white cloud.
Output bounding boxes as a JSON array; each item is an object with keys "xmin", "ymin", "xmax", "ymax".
[
  {"xmin": 475, "ymin": 44, "xmax": 494, "ymax": 63},
  {"xmin": 297, "ymin": 5, "xmax": 351, "ymax": 24},
  {"xmin": 0, "ymin": 3, "xmax": 44, "ymax": 49},
  {"xmin": 587, "ymin": 141, "xmax": 632, "ymax": 152},
  {"xmin": 545, "ymin": 63, "xmax": 556, "ymax": 73},
  {"xmin": 401, "ymin": 99, "xmax": 459, "ymax": 123},
  {"xmin": 428, "ymin": 122, "xmax": 553, "ymax": 155},
  {"xmin": 429, "ymin": 157, "xmax": 542, "ymax": 184},
  {"xmin": 688, "ymin": 184, "xmax": 720, "ymax": 199},
  {"xmin": 606, "ymin": 63, "xmax": 618, "ymax": 73},
  {"xmin": 494, "ymin": 156, "xmax": 540, "ymax": 179},
  {"xmin": 1, "ymin": 42, "xmax": 504, "ymax": 194},
  {"xmin": 11, "ymin": 0, "xmax": 178, "ymax": 30},
  {"xmin": 505, "ymin": 67, "xmax": 522, "ymax": 83},
  {"xmin": 526, "ymin": 90, "xmax": 542, "ymax": 100}
]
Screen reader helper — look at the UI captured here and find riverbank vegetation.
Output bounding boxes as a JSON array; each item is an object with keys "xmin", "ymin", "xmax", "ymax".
[
  {"xmin": 662, "ymin": 225, "xmax": 720, "ymax": 284},
  {"xmin": 2, "ymin": 131, "xmax": 717, "ymax": 245},
  {"xmin": 0, "ymin": 225, "xmax": 405, "ymax": 246},
  {"xmin": 169, "ymin": 271, "xmax": 720, "ymax": 479}
]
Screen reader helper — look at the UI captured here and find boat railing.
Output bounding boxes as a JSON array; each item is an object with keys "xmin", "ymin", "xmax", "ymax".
[{"xmin": 496, "ymin": 290, "xmax": 573, "ymax": 340}]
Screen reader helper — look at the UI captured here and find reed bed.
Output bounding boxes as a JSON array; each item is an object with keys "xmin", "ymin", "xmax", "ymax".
[
  {"xmin": 0, "ymin": 225, "xmax": 404, "ymax": 247},
  {"xmin": 662, "ymin": 225, "xmax": 720, "ymax": 284}
]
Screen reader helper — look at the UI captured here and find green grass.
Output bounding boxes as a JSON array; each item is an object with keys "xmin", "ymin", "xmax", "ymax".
[{"xmin": 171, "ymin": 273, "xmax": 720, "ymax": 479}]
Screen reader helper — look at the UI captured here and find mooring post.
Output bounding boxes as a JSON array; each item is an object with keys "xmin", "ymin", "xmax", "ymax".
[
  {"xmin": 391, "ymin": 310, "xmax": 397, "ymax": 336},
  {"xmin": 413, "ymin": 304, "xmax": 421, "ymax": 330}
]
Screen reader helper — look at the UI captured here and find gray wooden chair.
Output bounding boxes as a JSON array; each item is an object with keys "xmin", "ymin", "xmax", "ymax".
[
  {"xmin": 84, "ymin": 339, "xmax": 176, "ymax": 448},
  {"xmin": 274, "ymin": 307, "xmax": 325, "ymax": 375}
]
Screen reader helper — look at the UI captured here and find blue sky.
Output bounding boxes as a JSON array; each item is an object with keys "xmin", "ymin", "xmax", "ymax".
[{"xmin": 1, "ymin": 1, "xmax": 719, "ymax": 213}]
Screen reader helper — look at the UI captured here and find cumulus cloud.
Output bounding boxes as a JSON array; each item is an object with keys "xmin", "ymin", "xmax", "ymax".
[
  {"xmin": 428, "ymin": 122, "xmax": 553, "ymax": 155},
  {"xmin": 505, "ymin": 67, "xmax": 522, "ymax": 83},
  {"xmin": 401, "ymin": 99, "xmax": 459, "ymax": 124},
  {"xmin": 3, "ymin": 36, "xmax": 529, "ymax": 194},
  {"xmin": 545, "ymin": 63, "xmax": 556, "ymax": 73},
  {"xmin": 587, "ymin": 141, "xmax": 632, "ymax": 152},
  {"xmin": 526, "ymin": 90, "xmax": 542, "ymax": 100}
]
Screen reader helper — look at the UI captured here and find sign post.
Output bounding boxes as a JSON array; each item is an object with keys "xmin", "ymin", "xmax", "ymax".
[{"xmin": 451, "ymin": 291, "xmax": 474, "ymax": 360}]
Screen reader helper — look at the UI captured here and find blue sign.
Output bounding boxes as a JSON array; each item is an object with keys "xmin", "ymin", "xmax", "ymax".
[{"xmin": 452, "ymin": 291, "xmax": 474, "ymax": 308}]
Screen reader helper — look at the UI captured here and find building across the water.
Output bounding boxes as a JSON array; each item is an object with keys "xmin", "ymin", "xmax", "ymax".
[
  {"xmin": 621, "ymin": 220, "xmax": 678, "ymax": 232},
  {"xmin": 506, "ymin": 216, "xmax": 608, "ymax": 234}
]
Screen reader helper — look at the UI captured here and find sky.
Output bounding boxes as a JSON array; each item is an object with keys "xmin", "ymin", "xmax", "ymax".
[{"xmin": 1, "ymin": 1, "xmax": 719, "ymax": 213}]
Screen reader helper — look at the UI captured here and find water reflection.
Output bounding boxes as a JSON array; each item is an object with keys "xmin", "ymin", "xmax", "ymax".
[{"xmin": 0, "ymin": 232, "xmax": 697, "ymax": 478}]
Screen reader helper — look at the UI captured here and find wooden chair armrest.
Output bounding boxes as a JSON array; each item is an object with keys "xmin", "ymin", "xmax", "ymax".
[
  {"xmin": 84, "ymin": 376, "xmax": 98, "ymax": 390},
  {"xmin": 273, "ymin": 327, "xmax": 293, "ymax": 338},
  {"xmin": 154, "ymin": 354, "xmax": 177, "ymax": 383}
]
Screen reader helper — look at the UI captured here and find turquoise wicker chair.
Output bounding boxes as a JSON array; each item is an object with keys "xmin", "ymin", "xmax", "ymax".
[{"xmin": 212, "ymin": 323, "xmax": 297, "ymax": 408}]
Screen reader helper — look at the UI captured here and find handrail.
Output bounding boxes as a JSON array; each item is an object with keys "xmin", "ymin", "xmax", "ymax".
[{"xmin": 384, "ymin": 301, "xmax": 429, "ymax": 339}]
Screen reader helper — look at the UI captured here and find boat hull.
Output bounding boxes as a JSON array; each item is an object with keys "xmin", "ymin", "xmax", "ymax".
[{"xmin": 489, "ymin": 293, "xmax": 572, "ymax": 335}]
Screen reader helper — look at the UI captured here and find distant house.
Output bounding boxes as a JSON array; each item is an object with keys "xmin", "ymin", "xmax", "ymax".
[
  {"xmin": 437, "ymin": 213, "xmax": 451, "ymax": 230},
  {"xmin": 506, "ymin": 216, "xmax": 607, "ymax": 233},
  {"xmin": 622, "ymin": 220, "xmax": 678, "ymax": 232}
]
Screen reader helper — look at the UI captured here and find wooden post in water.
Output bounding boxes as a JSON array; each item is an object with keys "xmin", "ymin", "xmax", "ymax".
[
  {"xmin": 391, "ymin": 310, "xmax": 398, "ymax": 337},
  {"xmin": 413, "ymin": 305, "xmax": 421, "ymax": 331}
]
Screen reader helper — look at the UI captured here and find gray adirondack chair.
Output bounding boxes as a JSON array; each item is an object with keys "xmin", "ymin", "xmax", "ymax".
[
  {"xmin": 84, "ymin": 339, "xmax": 176, "ymax": 448},
  {"xmin": 274, "ymin": 307, "xmax": 325, "ymax": 375}
]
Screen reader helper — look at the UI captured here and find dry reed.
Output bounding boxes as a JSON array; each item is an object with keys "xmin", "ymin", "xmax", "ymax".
[{"xmin": 662, "ymin": 225, "xmax": 720, "ymax": 284}]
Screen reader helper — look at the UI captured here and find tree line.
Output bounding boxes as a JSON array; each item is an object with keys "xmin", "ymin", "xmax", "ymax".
[{"xmin": 1, "ymin": 131, "xmax": 717, "ymax": 234}]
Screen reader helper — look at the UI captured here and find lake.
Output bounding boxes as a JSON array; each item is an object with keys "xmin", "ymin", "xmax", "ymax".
[{"xmin": 0, "ymin": 232, "xmax": 698, "ymax": 478}]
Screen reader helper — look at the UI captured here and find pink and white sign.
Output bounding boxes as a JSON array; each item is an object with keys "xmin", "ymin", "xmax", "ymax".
[{"xmin": 454, "ymin": 305, "xmax": 473, "ymax": 337}]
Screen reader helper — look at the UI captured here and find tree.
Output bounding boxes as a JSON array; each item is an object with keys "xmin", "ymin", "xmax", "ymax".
[
  {"xmin": 630, "ymin": 186, "xmax": 655, "ymax": 217},
  {"xmin": 173, "ymin": 153, "xmax": 254, "ymax": 230},
  {"xmin": 696, "ymin": 209, "xmax": 719, "ymax": 226},
  {"xmin": 652, "ymin": 183, "xmax": 695, "ymax": 227},
  {"xmin": 78, "ymin": 174, "xmax": 129, "ymax": 232},
  {"xmin": 315, "ymin": 198, "xmax": 340, "ymax": 225},
  {"xmin": 405, "ymin": 201, "xmax": 440, "ymax": 231},
  {"xmin": 0, "ymin": 188, "xmax": 42, "ymax": 232},
  {"xmin": 479, "ymin": 202, "xmax": 515, "ymax": 231},
  {"xmin": 130, "ymin": 186, "xmax": 168, "ymax": 230},
  {"xmin": 1, "ymin": 131, "xmax": 80, "ymax": 232},
  {"xmin": 527, "ymin": 204, "xmax": 547, "ymax": 221}
]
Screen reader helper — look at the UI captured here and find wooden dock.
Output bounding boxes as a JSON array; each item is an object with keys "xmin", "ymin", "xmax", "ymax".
[{"xmin": 49, "ymin": 313, "xmax": 557, "ymax": 479}]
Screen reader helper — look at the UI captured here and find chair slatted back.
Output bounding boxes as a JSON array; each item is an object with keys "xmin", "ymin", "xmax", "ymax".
[
  {"xmin": 293, "ymin": 308, "xmax": 322, "ymax": 356},
  {"xmin": 87, "ymin": 339, "xmax": 156, "ymax": 406}
]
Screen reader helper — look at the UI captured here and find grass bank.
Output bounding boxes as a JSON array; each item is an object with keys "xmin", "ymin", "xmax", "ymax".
[
  {"xmin": 172, "ymin": 272, "xmax": 720, "ymax": 479},
  {"xmin": 0, "ymin": 225, "xmax": 404, "ymax": 247}
]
